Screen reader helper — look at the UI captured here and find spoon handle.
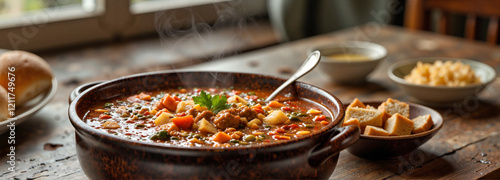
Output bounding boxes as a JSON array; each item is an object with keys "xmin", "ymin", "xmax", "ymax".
[{"xmin": 265, "ymin": 50, "xmax": 321, "ymax": 102}]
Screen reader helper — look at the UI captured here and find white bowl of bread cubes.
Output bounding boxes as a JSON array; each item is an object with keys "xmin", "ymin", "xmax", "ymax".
[
  {"xmin": 0, "ymin": 50, "xmax": 56, "ymax": 134},
  {"xmin": 341, "ymin": 98, "xmax": 443, "ymax": 159},
  {"xmin": 389, "ymin": 57, "xmax": 496, "ymax": 105}
]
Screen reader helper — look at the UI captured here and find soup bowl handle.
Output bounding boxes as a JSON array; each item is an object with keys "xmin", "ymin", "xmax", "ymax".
[
  {"xmin": 308, "ymin": 125, "xmax": 360, "ymax": 167},
  {"xmin": 69, "ymin": 81, "xmax": 105, "ymax": 104}
]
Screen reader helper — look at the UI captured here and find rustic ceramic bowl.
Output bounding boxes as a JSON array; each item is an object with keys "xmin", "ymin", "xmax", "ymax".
[
  {"xmin": 346, "ymin": 102, "xmax": 443, "ymax": 159},
  {"xmin": 309, "ymin": 41, "xmax": 387, "ymax": 84},
  {"xmin": 389, "ymin": 57, "xmax": 496, "ymax": 105},
  {"xmin": 68, "ymin": 70, "xmax": 360, "ymax": 179}
]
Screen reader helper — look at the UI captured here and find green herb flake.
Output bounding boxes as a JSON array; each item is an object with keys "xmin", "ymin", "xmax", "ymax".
[
  {"xmin": 192, "ymin": 90, "xmax": 230, "ymax": 114},
  {"xmin": 103, "ymin": 103, "xmax": 113, "ymax": 108},
  {"xmin": 150, "ymin": 130, "xmax": 170, "ymax": 141}
]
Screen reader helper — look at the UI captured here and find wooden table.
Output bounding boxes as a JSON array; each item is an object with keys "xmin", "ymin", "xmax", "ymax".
[{"xmin": 2, "ymin": 25, "xmax": 500, "ymax": 179}]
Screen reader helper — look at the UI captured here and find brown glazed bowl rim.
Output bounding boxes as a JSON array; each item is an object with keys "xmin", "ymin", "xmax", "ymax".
[
  {"xmin": 349, "ymin": 101, "xmax": 443, "ymax": 140},
  {"xmin": 68, "ymin": 70, "xmax": 345, "ymax": 152}
]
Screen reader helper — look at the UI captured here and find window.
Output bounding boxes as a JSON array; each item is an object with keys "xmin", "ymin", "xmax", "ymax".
[{"xmin": 0, "ymin": 0, "xmax": 266, "ymax": 52}]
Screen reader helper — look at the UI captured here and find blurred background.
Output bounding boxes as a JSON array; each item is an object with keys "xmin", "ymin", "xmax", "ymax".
[{"xmin": 0, "ymin": 0, "xmax": 496, "ymax": 53}]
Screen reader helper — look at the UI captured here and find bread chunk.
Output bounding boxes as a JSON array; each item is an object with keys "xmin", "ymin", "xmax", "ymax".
[
  {"xmin": 378, "ymin": 98, "xmax": 410, "ymax": 124},
  {"xmin": 412, "ymin": 114, "xmax": 433, "ymax": 134},
  {"xmin": 347, "ymin": 98, "xmax": 366, "ymax": 109},
  {"xmin": 342, "ymin": 118, "xmax": 360, "ymax": 128},
  {"xmin": 384, "ymin": 113, "xmax": 414, "ymax": 136},
  {"xmin": 345, "ymin": 107, "xmax": 382, "ymax": 131},
  {"xmin": 363, "ymin": 125, "xmax": 389, "ymax": 136},
  {"xmin": 0, "ymin": 86, "xmax": 10, "ymax": 121}
]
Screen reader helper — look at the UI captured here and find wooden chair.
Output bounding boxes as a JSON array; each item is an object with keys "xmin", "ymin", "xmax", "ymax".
[{"xmin": 404, "ymin": 0, "xmax": 500, "ymax": 45}]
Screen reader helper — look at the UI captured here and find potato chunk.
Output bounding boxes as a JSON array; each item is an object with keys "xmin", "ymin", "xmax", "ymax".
[
  {"xmin": 154, "ymin": 112, "xmax": 173, "ymax": 126},
  {"xmin": 264, "ymin": 110, "xmax": 289, "ymax": 125},
  {"xmin": 198, "ymin": 118, "xmax": 218, "ymax": 134},
  {"xmin": 102, "ymin": 121, "xmax": 120, "ymax": 129},
  {"xmin": 227, "ymin": 95, "xmax": 248, "ymax": 105}
]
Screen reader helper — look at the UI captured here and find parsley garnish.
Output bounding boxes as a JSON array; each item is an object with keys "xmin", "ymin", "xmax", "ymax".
[{"xmin": 192, "ymin": 90, "xmax": 230, "ymax": 114}]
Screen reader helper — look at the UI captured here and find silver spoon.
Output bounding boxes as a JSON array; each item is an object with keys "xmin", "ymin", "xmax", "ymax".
[{"xmin": 265, "ymin": 50, "xmax": 321, "ymax": 102}]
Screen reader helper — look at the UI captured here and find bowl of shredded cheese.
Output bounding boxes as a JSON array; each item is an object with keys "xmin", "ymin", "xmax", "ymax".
[{"xmin": 388, "ymin": 57, "xmax": 496, "ymax": 104}]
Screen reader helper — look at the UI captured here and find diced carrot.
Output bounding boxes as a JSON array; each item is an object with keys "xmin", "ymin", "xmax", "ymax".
[
  {"xmin": 153, "ymin": 101, "xmax": 165, "ymax": 111},
  {"xmin": 171, "ymin": 115, "xmax": 194, "ymax": 130},
  {"xmin": 161, "ymin": 94, "xmax": 179, "ymax": 111},
  {"xmin": 212, "ymin": 132, "xmax": 232, "ymax": 143},
  {"xmin": 281, "ymin": 107, "xmax": 292, "ymax": 112},
  {"xmin": 252, "ymin": 104, "xmax": 264, "ymax": 114},
  {"xmin": 138, "ymin": 93, "xmax": 151, "ymax": 101},
  {"xmin": 275, "ymin": 128, "xmax": 286, "ymax": 133},
  {"xmin": 273, "ymin": 135, "xmax": 291, "ymax": 140},
  {"xmin": 155, "ymin": 108, "xmax": 170, "ymax": 117},
  {"xmin": 268, "ymin": 101, "xmax": 285, "ymax": 108},
  {"xmin": 99, "ymin": 114, "xmax": 112, "ymax": 119},
  {"xmin": 268, "ymin": 132, "xmax": 278, "ymax": 135},
  {"xmin": 321, "ymin": 120, "xmax": 330, "ymax": 126},
  {"xmin": 314, "ymin": 115, "xmax": 326, "ymax": 121}
]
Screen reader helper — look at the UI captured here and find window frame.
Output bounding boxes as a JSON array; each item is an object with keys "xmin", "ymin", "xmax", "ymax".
[{"xmin": 0, "ymin": 0, "xmax": 267, "ymax": 52}]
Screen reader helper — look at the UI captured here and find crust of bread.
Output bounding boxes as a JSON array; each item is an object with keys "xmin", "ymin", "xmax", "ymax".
[
  {"xmin": 378, "ymin": 98, "xmax": 410, "ymax": 123},
  {"xmin": 363, "ymin": 125, "xmax": 390, "ymax": 136},
  {"xmin": 384, "ymin": 113, "xmax": 414, "ymax": 136},
  {"xmin": 0, "ymin": 51, "xmax": 53, "ymax": 105},
  {"xmin": 412, "ymin": 114, "xmax": 433, "ymax": 134},
  {"xmin": 348, "ymin": 98, "xmax": 366, "ymax": 109},
  {"xmin": 0, "ymin": 86, "xmax": 9, "ymax": 121}
]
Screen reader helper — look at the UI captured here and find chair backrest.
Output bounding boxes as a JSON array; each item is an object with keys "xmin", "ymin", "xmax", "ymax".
[{"xmin": 404, "ymin": 0, "xmax": 500, "ymax": 45}]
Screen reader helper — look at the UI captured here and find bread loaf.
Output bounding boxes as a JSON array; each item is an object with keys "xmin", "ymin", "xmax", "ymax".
[
  {"xmin": 0, "ymin": 51, "xmax": 53, "ymax": 106},
  {"xmin": 0, "ymin": 86, "xmax": 9, "ymax": 121}
]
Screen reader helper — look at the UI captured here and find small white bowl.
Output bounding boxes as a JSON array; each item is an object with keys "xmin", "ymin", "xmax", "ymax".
[
  {"xmin": 310, "ymin": 41, "xmax": 387, "ymax": 84},
  {"xmin": 388, "ymin": 57, "xmax": 496, "ymax": 104}
]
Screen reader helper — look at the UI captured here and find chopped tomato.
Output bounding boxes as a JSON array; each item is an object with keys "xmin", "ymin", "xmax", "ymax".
[
  {"xmin": 176, "ymin": 112, "xmax": 186, "ymax": 117},
  {"xmin": 232, "ymin": 90, "xmax": 241, "ymax": 95},
  {"xmin": 246, "ymin": 95, "xmax": 258, "ymax": 101},
  {"xmin": 99, "ymin": 114, "xmax": 112, "ymax": 119},
  {"xmin": 281, "ymin": 107, "xmax": 292, "ymax": 112},
  {"xmin": 275, "ymin": 128, "xmax": 286, "ymax": 133},
  {"xmin": 143, "ymin": 111, "xmax": 150, "ymax": 116},
  {"xmin": 314, "ymin": 115, "xmax": 326, "ymax": 121},
  {"xmin": 171, "ymin": 115, "xmax": 194, "ymax": 130},
  {"xmin": 283, "ymin": 124, "xmax": 299, "ymax": 130}
]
